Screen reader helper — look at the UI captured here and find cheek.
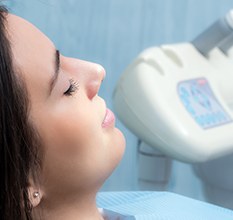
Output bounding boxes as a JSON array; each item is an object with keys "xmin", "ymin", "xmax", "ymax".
[
  {"xmin": 40, "ymin": 106, "xmax": 101, "ymax": 157},
  {"xmin": 32, "ymin": 96, "xmax": 125, "ymax": 193},
  {"xmin": 35, "ymin": 104, "xmax": 105, "ymax": 189}
]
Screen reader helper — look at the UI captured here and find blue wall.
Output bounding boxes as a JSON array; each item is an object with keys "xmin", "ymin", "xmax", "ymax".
[{"xmin": 7, "ymin": 0, "xmax": 233, "ymax": 201}]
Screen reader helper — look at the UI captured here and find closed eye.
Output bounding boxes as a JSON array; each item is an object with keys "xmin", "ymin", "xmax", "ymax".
[{"xmin": 64, "ymin": 79, "xmax": 79, "ymax": 96}]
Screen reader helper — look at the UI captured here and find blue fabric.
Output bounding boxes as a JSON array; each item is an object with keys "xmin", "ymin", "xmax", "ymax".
[{"xmin": 97, "ymin": 191, "xmax": 233, "ymax": 220}]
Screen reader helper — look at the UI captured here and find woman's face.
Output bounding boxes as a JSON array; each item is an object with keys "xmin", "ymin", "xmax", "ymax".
[{"xmin": 7, "ymin": 14, "xmax": 125, "ymax": 201}]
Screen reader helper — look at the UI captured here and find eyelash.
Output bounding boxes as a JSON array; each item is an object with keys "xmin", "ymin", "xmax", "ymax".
[{"xmin": 64, "ymin": 79, "xmax": 79, "ymax": 96}]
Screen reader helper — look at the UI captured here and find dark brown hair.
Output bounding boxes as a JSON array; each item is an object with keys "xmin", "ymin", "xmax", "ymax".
[{"xmin": 0, "ymin": 5, "xmax": 41, "ymax": 220}]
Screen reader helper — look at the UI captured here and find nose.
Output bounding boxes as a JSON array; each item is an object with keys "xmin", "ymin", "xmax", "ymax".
[
  {"xmin": 85, "ymin": 63, "xmax": 106, "ymax": 100},
  {"xmin": 64, "ymin": 57, "xmax": 106, "ymax": 99}
]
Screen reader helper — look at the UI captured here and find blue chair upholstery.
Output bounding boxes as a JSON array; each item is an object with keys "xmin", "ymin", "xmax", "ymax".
[{"xmin": 97, "ymin": 191, "xmax": 233, "ymax": 219}]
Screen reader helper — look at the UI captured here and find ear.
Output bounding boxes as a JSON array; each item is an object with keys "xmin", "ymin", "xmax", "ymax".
[{"xmin": 27, "ymin": 177, "xmax": 43, "ymax": 208}]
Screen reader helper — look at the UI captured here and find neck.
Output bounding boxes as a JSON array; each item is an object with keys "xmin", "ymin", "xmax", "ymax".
[{"xmin": 33, "ymin": 192, "xmax": 104, "ymax": 220}]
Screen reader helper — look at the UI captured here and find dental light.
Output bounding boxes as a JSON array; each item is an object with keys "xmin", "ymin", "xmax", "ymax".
[{"xmin": 113, "ymin": 10, "xmax": 233, "ymax": 163}]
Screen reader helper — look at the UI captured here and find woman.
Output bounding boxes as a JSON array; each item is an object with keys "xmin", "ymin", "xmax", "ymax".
[{"xmin": 0, "ymin": 5, "xmax": 125, "ymax": 220}]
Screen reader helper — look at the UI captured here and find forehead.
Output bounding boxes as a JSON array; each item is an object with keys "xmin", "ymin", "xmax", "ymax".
[
  {"xmin": 6, "ymin": 14, "xmax": 54, "ymax": 68},
  {"xmin": 5, "ymin": 14, "xmax": 56, "ymax": 104}
]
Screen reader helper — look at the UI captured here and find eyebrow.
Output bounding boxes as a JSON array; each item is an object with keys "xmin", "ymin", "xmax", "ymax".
[{"xmin": 49, "ymin": 49, "xmax": 60, "ymax": 95}]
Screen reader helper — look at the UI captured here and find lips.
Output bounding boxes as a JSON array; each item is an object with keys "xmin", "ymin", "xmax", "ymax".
[{"xmin": 102, "ymin": 108, "xmax": 115, "ymax": 128}]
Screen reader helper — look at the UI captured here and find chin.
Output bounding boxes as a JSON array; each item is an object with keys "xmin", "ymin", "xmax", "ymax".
[
  {"xmin": 94, "ymin": 128, "xmax": 125, "ymax": 190},
  {"xmin": 113, "ymin": 127, "xmax": 126, "ymax": 165}
]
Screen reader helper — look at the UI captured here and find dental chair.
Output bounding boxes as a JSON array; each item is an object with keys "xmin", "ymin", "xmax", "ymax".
[
  {"xmin": 97, "ymin": 191, "xmax": 233, "ymax": 219},
  {"xmin": 98, "ymin": 9, "xmax": 233, "ymax": 219}
]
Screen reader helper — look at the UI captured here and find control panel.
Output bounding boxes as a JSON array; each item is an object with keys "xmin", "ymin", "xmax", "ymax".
[{"xmin": 178, "ymin": 78, "xmax": 232, "ymax": 129}]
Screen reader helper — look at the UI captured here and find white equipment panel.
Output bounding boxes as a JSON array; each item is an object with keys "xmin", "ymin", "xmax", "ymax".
[{"xmin": 113, "ymin": 43, "xmax": 233, "ymax": 163}]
